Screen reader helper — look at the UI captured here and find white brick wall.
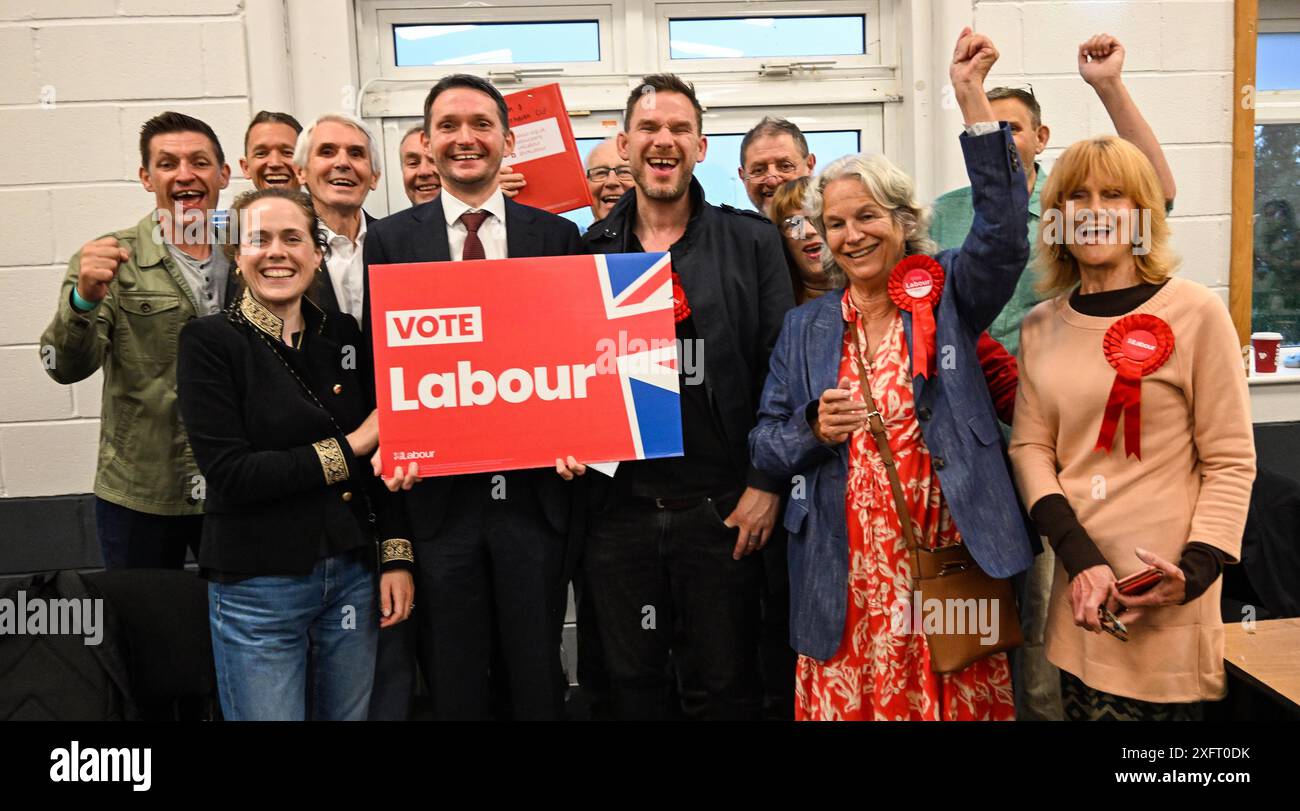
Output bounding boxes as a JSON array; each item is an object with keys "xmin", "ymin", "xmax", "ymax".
[
  {"xmin": 969, "ymin": 0, "xmax": 1236, "ymax": 308},
  {"xmin": 0, "ymin": 2, "xmax": 249, "ymax": 498}
]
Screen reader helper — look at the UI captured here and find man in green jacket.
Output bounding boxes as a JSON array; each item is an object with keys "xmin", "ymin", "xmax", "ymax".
[{"xmin": 40, "ymin": 111, "xmax": 234, "ymax": 569}]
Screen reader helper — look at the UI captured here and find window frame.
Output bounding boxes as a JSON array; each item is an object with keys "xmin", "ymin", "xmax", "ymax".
[
  {"xmin": 1231, "ymin": 3, "xmax": 1300, "ymax": 347},
  {"xmin": 652, "ymin": 1, "xmax": 882, "ymax": 74},
  {"xmin": 357, "ymin": 0, "xmax": 625, "ymax": 82}
]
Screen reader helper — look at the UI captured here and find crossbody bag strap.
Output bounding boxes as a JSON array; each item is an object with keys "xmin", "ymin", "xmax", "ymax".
[{"xmin": 847, "ymin": 320, "xmax": 924, "ymax": 588}]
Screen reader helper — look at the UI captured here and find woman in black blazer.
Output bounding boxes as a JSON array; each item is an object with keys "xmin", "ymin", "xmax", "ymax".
[{"xmin": 177, "ymin": 188, "xmax": 413, "ymax": 721}]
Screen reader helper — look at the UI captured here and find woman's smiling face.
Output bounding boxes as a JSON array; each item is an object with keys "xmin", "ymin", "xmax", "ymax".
[
  {"xmin": 821, "ymin": 177, "xmax": 907, "ymax": 287},
  {"xmin": 237, "ymin": 197, "xmax": 322, "ymax": 307}
]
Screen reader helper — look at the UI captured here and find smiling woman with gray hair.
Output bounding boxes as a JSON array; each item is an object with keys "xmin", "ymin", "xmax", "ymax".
[{"xmin": 749, "ymin": 28, "xmax": 1037, "ymax": 721}]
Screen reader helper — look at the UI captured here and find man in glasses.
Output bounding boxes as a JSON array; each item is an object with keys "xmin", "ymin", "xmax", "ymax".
[
  {"xmin": 737, "ymin": 117, "xmax": 816, "ymax": 216},
  {"xmin": 585, "ymin": 138, "xmax": 635, "ymax": 222},
  {"xmin": 929, "ymin": 33, "xmax": 1178, "ymax": 724}
]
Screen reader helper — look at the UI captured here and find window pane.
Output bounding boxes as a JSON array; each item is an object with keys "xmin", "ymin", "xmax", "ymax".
[
  {"xmin": 561, "ymin": 137, "xmax": 608, "ymax": 233},
  {"xmin": 1252, "ymin": 123, "xmax": 1300, "ymax": 347},
  {"xmin": 668, "ymin": 16, "xmax": 865, "ymax": 60},
  {"xmin": 393, "ymin": 21, "xmax": 600, "ymax": 66},
  {"xmin": 1257, "ymin": 33, "xmax": 1300, "ymax": 91},
  {"xmin": 701, "ymin": 130, "xmax": 860, "ymax": 211},
  {"xmin": 561, "ymin": 130, "xmax": 863, "ymax": 233}
]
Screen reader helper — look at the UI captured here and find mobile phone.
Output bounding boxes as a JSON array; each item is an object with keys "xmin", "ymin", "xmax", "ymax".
[{"xmin": 1116, "ymin": 567, "xmax": 1163, "ymax": 596}]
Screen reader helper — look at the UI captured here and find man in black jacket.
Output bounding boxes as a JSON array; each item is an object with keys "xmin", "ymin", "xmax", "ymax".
[
  {"xmin": 582, "ymin": 74, "xmax": 794, "ymax": 720},
  {"xmin": 362, "ymin": 74, "xmax": 584, "ymax": 721}
]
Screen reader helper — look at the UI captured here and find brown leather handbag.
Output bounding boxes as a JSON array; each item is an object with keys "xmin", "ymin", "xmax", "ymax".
[{"xmin": 848, "ymin": 323, "xmax": 1023, "ymax": 674}]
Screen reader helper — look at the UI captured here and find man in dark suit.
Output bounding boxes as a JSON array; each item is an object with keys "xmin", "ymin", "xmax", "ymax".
[{"xmin": 362, "ymin": 74, "xmax": 584, "ymax": 721}]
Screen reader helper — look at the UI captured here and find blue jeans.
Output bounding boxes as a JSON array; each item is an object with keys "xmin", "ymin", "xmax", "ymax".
[{"xmin": 209, "ymin": 550, "xmax": 378, "ymax": 721}]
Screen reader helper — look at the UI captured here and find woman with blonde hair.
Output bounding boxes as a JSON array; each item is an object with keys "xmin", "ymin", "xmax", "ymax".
[{"xmin": 1009, "ymin": 135, "xmax": 1254, "ymax": 720}]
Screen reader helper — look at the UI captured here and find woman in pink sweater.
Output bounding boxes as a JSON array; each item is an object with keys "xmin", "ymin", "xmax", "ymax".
[{"xmin": 1009, "ymin": 136, "xmax": 1255, "ymax": 720}]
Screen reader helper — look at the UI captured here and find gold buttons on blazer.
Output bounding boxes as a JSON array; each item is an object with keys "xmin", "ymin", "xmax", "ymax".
[
  {"xmin": 332, "ymin": 384, "xmax": 342, "ymax": 394},
  {"xmin": 341, "ymin": 491, "xmax": 353, "ymax": 502}
]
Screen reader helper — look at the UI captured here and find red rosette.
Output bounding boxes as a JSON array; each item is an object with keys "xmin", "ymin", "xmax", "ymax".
[
  {"xmin": 1094, "ymin": 314, "xmax": 1174, "ymax": 459},
  {"xmin": 887, "ymin": 255, "xmax": 946, "ymax": 379},
  {"xmin": 671, "ymin": 269, "xmax": 691, "ymax": 323}
]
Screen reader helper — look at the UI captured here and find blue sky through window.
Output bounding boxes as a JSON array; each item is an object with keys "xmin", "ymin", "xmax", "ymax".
[
  {"xmin": 668, "ymin": 16, "xmax": 865, "ymax": 59},
  {"xmin": 1257, "ymin": 33, "xmax": 1300, "ymax": 91},
  {"xmin": 394, "ymin": 21, "xmax": 600, "ymax": 66}
]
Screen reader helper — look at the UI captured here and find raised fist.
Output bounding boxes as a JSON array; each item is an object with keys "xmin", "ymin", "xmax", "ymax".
[
  {"xmin": 1078, "ymin": 33, "xmax": 1125, "ymax": 87},
  {"xmin": 950, "ymin": 26, "xmax": 999, "ymax": 89},
  {"xmin": 75, "ymin": 236, "xmax": 130, "ymax": 303}
]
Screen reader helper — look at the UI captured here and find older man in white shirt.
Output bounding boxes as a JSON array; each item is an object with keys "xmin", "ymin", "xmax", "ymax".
[{"xmin": 293, "ymin": 113, "xmax": 381, "ymax": 322}]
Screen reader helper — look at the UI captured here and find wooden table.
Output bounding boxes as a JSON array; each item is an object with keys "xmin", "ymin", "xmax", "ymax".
[{"xmin": 1222, "ymin": 618, "xmax": 1300, "ymax": 712}]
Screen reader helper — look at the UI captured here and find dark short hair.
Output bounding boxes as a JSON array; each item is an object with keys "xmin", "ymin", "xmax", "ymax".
[
  {"xmin": 986, "ymin": 87, "xmax": 1042, "ymax": 129},
  {"xmin": 224, "ymin": 187, "xmax": 326, "ymax": 263},
  {"xmin": 423, "ymin": 73, "xmax": 510, "ymax": 134},
  {"xmin": 243, "ymin": 111, "xmax": 303, "ymax": 153},
  {"xmin": 739, "ymin": 116, "xmax": 809, "ymax": 168},
  {"xmin": 623, "ymin": 73, "xmax": 703, "ymax": 133},
  {"xmin": 139, "ymin": 111, "xmax": 225, "ymax": 169}
]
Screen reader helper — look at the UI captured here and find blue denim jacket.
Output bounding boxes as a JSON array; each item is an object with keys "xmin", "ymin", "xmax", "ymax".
[{"xmin": 748, "ymin": 125, "xmax": 1037, "ymax": 661}]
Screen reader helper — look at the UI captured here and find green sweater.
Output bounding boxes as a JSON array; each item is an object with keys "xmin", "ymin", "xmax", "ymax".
[{"xmin": 930, "ymin": 165, "xmax": 1046, "ymax": 356}]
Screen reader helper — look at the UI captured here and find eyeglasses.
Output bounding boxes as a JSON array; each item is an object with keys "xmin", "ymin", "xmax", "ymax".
[
  {"xmin": 746, "ymin": 161, "xmax": 801, "ymax": 181},
  {"xmin": 586, "ymin": 166, "xmax": 634, "ymax": 182},
  {"xmin": 1098, "ymin": 606, "xmax": 1128, "ymax": 642},
  {"xmin": 781, "ymin": 215, "xmax": 814, "ymax": 240},
  {"xmin": 990, "ymin": 82, "xmax": 1036, "ymax": 101}
]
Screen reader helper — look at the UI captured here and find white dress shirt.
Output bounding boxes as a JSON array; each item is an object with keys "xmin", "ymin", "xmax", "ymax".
[
  {"xmin": 321, "ymin": 214, "xmax": 367, "ymax": 321},
  {"xmin": 440, "ymin": 187, "xmax": 508, "ymax": 260}
]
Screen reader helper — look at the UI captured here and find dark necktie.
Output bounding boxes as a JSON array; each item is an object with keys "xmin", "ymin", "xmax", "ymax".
[{"xmin": 460, "ymin": 210, "xmax": 489, "ymax": 261}]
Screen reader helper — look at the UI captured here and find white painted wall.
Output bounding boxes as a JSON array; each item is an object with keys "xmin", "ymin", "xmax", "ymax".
[
  {"xmin": 0, "ymin": 0, "xmax": 1264, "ymax": 500},
  {"xmin": 960, "ymin": 0, "xmax": 1236, "ymax": 301},
  {"xmin": 0, "ymin": 0, "xmax": 254, "ymax": 498}
]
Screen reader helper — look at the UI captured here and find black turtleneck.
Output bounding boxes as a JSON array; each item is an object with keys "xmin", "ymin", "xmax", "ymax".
[{"xmin": 1030, "ymin": 280, "xmax": 1224, "ymax": 604}]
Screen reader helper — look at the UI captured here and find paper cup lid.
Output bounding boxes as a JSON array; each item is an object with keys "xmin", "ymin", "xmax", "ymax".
[{"xmin": 1251, "ymin": 332, "xmax": 1284, "ymax": 340}]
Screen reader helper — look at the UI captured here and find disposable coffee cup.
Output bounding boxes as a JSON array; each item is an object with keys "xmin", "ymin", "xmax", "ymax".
[{"xmin": 1251, "ymin": 332, "xmax": 1283, "ymax": 374}]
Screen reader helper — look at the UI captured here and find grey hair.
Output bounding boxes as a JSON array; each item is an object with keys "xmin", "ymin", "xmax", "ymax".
[
  {"xmin": 400, "ymin": 124, "xmax": 425, "ymax": 147},
  {"xmin": 804, "ymin": 152, "xmax": 936, "ymax": 286},
  {"xmin": 293, "ymin": 113, "xmax": 382, "ymax": 177},
  {"xmin": 739, "ymin": 116, "xmax": 809, "ymax": 166}
]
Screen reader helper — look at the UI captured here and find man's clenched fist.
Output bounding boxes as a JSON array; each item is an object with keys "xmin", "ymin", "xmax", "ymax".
[{"xmin": 76, "ymin": 237, "xmax": 131, "ymax": 303}]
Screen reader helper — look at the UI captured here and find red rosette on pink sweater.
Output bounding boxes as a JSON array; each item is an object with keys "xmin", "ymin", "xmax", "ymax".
[
  {"xmin": 1095, "ymin": 314, "xmax": 1174, "ymax": 459},
  {"xmin": 887, "ymin": 255, "xmax": 945, "ymax": 379}
]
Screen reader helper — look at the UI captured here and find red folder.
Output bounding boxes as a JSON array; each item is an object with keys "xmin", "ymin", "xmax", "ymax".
[{"xmin": 503, "ymin": 83, "xmax": 592, "ymax": 215}]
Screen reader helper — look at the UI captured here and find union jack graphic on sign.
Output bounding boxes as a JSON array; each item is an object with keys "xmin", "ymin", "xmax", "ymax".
[{"xmin": 596, "ymin": 253, "xmax": 682, "ymax": 460}]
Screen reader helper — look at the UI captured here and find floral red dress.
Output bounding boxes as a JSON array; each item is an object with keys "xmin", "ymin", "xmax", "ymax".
[{"xmin": 793, "ymin": 293, "xmax": 1015, "ymax": 721}]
